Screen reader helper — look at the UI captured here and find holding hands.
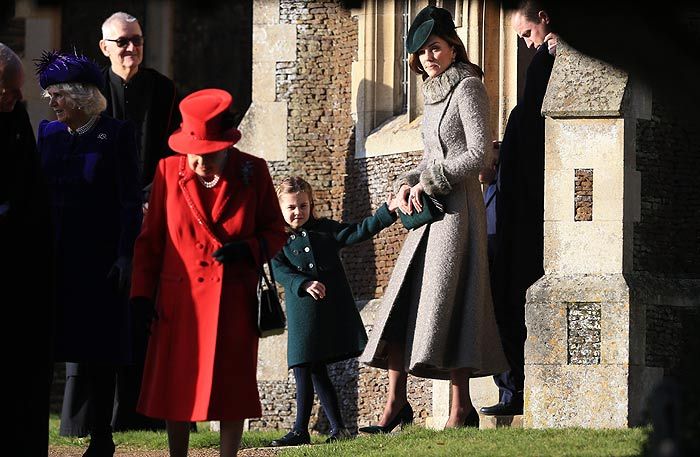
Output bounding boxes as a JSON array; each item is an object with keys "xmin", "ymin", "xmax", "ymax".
[
  {"xmin": 398, "ymin": 183, "xmax": 425, "ymax": 215},
  {"xmin": 303, "ymin": 280, "xmax": 326, "ymax": 300},
  {"xmin": 386, "ymin": 192, "xmax": 401, "ymax": 212}
]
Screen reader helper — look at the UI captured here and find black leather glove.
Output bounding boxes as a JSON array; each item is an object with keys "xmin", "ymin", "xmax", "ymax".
[
  {"xmin": 212, "ymin": 240, "xmax": 251, "ymax": 264},
  {"xmin": 130, "ymin": 296, "xmax": 158, "ymax": 336},
  {"xmin": 107, "ymin": 256, "xmax": 132, "ymax": 295}
]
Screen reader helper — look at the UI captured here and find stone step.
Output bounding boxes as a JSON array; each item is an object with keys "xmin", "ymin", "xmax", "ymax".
[
  {"xmin": 425, "ymin": 413, "xmax": 523, "ymax": 430},
  {"xmin": 479, "ymin": 414, "xmax": 524, "ymax": 429}
]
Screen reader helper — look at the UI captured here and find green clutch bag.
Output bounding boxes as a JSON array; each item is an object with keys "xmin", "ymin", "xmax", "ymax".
[{"xmin": 398, "ymin": 193, "xmax": 446, "ymax": 230}]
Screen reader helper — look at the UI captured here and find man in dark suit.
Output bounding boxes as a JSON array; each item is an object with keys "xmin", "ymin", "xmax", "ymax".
[
  {"xmin": 98, "ymin": 11, "xmax": 180, "ymax": 192},
  {"xmin": 480, "ymin": 0, "xmax": 557, "ymax": 417},
  {"xmin": 99, "ymin": 11, "xmax": 180, "ymax": 432},
  {"xmin": 1, "ymin": 42, "xmax": 53, "ymax": 457}
]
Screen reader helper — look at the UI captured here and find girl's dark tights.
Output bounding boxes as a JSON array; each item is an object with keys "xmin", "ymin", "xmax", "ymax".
[{"xmin": 293, "ymin": 364, "xmax": 344, "ymax": 432}]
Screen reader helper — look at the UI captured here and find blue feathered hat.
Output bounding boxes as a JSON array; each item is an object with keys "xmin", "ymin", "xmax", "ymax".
[{"xmin": 35, "ymin": 50, "xmax": 104, "ymax": 90}]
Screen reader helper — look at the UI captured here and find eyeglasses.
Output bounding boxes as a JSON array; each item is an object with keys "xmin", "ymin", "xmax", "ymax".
[{"xmin": 104, "ymin": 35, "xmax": 144, "ymax": 48}]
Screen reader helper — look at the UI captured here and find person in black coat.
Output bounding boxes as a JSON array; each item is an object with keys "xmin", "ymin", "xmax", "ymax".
[
  {"xmin": 1, "ymin": 42, "xmax": 53, "ymax": 457},
  {"xmin": 97, "ymin": 11, "xmax": 180, "ymax": 433},
  {"xmin": 98, "ymin": 12, "xmax": 180, "ymax": 190},
  {"xmin": 480, "ymin": 0, "xmax": 557, "ymax": 417}
]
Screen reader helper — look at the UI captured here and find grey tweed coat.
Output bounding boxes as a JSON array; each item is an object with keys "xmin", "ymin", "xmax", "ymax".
[{"xmin": 360, "ymin": 62, "xmax": 509, "ymax": 380}]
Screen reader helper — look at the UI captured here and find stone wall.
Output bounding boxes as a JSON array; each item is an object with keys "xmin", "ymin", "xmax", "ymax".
[
  {"xmin": 342, "ymin": 152, "xmax": 422, "ymax": 299},
  {"xmin": 634, "ymin": 84, "xmax": 700, "ymax": 376},
  {"xmin": 634, "ymin": 96, "xmax": 700, "ymax": 279},
  {"xmin": 268, "ymin": 0, "xmax": 357, "ymax": 221},
  {"xmin": 254, "ymin": 0, "xmax": 430, "ymax": 432}
]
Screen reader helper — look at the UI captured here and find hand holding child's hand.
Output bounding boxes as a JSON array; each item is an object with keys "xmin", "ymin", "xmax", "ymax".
[
  {"xmin": 386, "ymin": 192, "xmax": 400, "ymax": 212},
  {"xmin": 398, "ymin": 184, "xmax": 411, "ymax": 214},
  {"xmin": 303, "ymin": 280, "xmax": 326, "ymax": 300}
]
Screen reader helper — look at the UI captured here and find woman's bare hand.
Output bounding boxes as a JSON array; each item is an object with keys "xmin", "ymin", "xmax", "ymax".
[{"xmin": 408, "ymin": 183, "xmax": 425, "ymax": 213}]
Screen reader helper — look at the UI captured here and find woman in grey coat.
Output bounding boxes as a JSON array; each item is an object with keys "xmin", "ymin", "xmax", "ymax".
[{"xmin": 359, "ymin": 6, "xmax": 508, "ymax": 432}]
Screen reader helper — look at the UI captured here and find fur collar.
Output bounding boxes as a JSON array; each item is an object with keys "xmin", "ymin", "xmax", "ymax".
[{"xmin": 422, "ymin": 62, "xmax": 480, "ymax": 104}]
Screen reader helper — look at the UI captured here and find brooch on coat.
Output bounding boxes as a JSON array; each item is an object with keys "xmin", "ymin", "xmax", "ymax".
[{"xmin": 241, "ymin": 160, "xmax": 254, "ymax": 186}]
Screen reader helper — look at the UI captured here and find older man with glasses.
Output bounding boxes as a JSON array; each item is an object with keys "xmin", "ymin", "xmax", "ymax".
[
  {"xmin": 98, "ymin": 11, "xmax": 180, "ymax": 189},
  {"xmin": 100, "ymin": 10, "xmax": 182, "ymax": 434}
]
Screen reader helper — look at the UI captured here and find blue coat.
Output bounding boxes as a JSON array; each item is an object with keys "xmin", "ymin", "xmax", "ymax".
[
  {"xmin": 38, "ymin": 115, "xmax": 142, "ymax": 363},
  {"xmin": 272, "ymin": 204, "xmax": 396, "ymax": 367}
]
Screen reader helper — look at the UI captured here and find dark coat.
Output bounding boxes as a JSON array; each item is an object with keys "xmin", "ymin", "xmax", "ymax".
[
  {"xmin": 1, "ymin": 102, "xmax": 53, "ymax": 457},
  {"xmin": 495, "ymin": 43, "xmax": 555, "ymax": 297},
  {"xmin": 272, "ymin": 204, "xmax": 396, "ymax": 368},
  {"xmin": 101, "ymin": 67, "xmax": 180, "ymax": 186},
  {"xmin": 38, "ymin": 116, "xmax": 142, "ymax": 364}
]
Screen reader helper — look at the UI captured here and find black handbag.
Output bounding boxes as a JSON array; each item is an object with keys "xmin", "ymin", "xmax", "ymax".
[
  {"xmin": 398, "ymin": 193, "xmax": 446, "ymax": 230},
  {"xmin": 257, "ymin": 239, "xmax": 286, "ymax": 337}
]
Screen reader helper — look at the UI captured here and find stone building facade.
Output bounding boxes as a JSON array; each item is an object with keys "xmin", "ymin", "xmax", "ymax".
[{"xmin": 5, "ymin": 0, "xmax": 698, "ymax": 433}]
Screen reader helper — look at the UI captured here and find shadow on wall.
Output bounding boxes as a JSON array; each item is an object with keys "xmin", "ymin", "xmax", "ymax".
[{"xmin": 342, "ymin": 78, "xmax": 424, "ymax": 303}]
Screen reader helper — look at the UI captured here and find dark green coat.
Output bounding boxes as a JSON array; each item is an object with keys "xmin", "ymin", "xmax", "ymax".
[{"xmin": 272, "ymin": 203, "xmax": 396, "ymax": 367}]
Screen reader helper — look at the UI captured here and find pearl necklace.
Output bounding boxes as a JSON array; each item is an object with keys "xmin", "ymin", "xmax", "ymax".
[
  {"xmin": 69, "ymin": 116, "xmax": 99, "ymax": 136},
  {"xmin": 197, "ymin": 174, "xmax": 221, "ymax": 188}
]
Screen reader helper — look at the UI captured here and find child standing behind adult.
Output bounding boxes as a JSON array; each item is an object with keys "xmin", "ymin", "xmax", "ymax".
[{"xmin": 269, "ymin": 176, "xmax": 399, "ymax": 446}]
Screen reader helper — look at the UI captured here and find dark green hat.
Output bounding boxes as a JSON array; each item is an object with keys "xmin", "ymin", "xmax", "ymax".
[{"xmin": 406, "ymin": 6, "xmax": 456, "ymax": 54}]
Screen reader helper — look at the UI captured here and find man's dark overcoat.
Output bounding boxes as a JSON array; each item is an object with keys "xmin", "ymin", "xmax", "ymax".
[
  {"xmin": 101, "ymin": 67, "xmax": 179, "ymax": 186},
  {"xmin": 493, "ymin": 43, "xmax": 555, "ymax": 396},
  {"xmin": 1, "ymin": 102, "xmax": 53, "ymax": 457}
]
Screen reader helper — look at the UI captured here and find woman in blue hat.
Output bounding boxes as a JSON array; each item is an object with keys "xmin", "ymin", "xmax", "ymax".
[
  {"xmin": 36, "ymin": 51, "xmax": 142, "ymax": 456},
  {"xmin": 359, "ymin": 6, "xmax": 508, "ymax": 431}
]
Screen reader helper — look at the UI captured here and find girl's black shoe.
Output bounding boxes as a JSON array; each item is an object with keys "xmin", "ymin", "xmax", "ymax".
[
  {"xmin": 325, "ymin": 427, "xmax": 352, "ymax": 443},
  {"xmin": 358, "ymin": 402, "xmax": 413, "ymax": 434},
  {"xmin": 270, "ymin": 429, "xmax": 311, "ymax": 447}
]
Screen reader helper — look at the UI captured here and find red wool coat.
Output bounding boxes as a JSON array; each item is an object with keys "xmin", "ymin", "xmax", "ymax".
[{"xmin": 130, "ymin": 149, "xmax": 286, "ymax": 421}]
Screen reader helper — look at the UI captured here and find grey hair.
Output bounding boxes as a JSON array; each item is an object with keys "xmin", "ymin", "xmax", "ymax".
[
  {"xmin": 101, "ymin": 12, "xmax": 139, "ymax": 39},
  {"xmin": 0, "ymin": 42, "xmax": 23, "ymax": 85},
  {"xmin": 42, "ymin": 83, "xmax": 107, "ymax": 117}
]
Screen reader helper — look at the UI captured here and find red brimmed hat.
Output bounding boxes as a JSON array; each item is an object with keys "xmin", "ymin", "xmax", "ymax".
[{"xmin": 168, "ymin": 88, "xmax": 242, "ymax": 155}]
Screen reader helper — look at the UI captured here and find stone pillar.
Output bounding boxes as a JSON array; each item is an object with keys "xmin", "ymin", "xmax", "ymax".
[
  {"xmin": 237, "ymin": 0, "xmax": 296, "ymax": 161},
  {"xmin": 523, "ymin": 43, "xmax": 700, "ymax": 428}
]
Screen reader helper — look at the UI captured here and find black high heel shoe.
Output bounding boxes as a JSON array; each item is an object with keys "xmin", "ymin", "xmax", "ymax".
[
  {"xmin": 463, "ymin": 407, "xmax": 479, "ymax": 428},
  {"xmin": 358, "ymin": 402, "xmax": 413, "ymax": 434}
]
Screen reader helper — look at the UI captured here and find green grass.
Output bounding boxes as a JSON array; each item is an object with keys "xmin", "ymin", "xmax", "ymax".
[
  {"xmin": 49, "ymin": 415, "xmax": 324, "ymax": 450},
  {"xmin": 50, "ymin": 416, "xmax": 648, "ymax": 456},
  {"xmin": 278, "ymin": 426, "xmax": 649, "ymax": 457}
]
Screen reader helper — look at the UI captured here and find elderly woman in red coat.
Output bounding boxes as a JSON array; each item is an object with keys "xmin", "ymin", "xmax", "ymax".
[{"xmin": 130, "ymin": 88, "xmax": 286, "ymax": 456}]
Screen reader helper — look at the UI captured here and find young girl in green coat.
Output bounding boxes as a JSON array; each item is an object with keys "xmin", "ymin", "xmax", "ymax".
[{"xmin": 270, "ymin": 176, "xmax": 399, "ymax": 446}]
